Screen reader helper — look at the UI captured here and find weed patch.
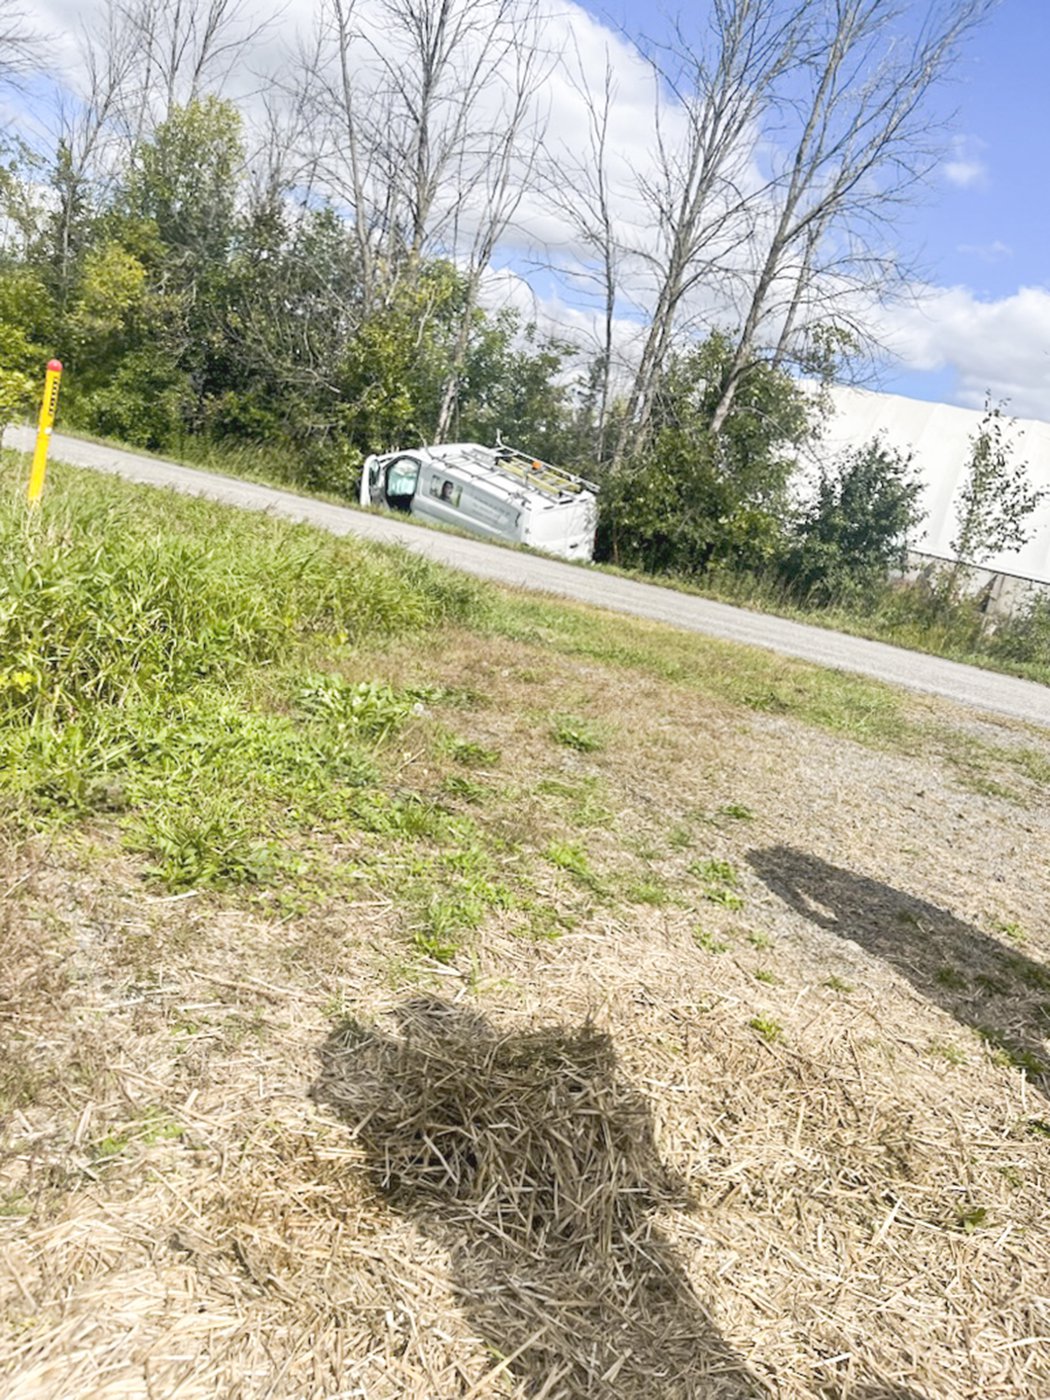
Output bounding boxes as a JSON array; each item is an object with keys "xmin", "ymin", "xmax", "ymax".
[
  {"xmin": 550, "ymin": 714, "xmax": 605, "ymax": 753},
  {"xmin": 689, "ymin": 857, "xmax": 745, "ymax": 909},
  {"xmin": 544, "ymin": 841, "xmax": 594, "ymax": 882},
  {"xmin": 749, "ymin": 1015, "xmax": 783, "ymax": 1044},
  {"xmin": 694, "ymin": 928, "xmax": 729, "ymax": 953}
]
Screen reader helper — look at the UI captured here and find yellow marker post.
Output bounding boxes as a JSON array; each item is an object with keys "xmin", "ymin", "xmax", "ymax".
[{"xmin": 27, "ymin": 359, "xmax": 63, "ymax": 505}]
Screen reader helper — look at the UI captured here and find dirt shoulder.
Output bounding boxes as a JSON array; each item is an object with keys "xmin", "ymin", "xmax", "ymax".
[{"xmin": 2, "ymin": 615, "xmax": 1048, "ymax": 1399}]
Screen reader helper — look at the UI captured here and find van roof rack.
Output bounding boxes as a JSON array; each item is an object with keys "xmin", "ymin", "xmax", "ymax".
[{"xmin": 480, "ymin": 438, "xmax": 599, "ymax": 499}]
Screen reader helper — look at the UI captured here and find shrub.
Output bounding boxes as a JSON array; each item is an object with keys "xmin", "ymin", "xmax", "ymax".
[
  {"xmin": 988, "ymin": 593, "xmax": 1050, "ymax": 670},
  {"xmin": 597, "ymin": 333, "xmax": 816, "ymax": 578},
  {"xmin": 781, "ymin": 438, "xmax": 924, "ymax": 604}
]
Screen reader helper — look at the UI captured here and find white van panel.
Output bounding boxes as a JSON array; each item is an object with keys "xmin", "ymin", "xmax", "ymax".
[{"xmin": 412, "ymin": 463, "xmax": 524, "ymax": 541}]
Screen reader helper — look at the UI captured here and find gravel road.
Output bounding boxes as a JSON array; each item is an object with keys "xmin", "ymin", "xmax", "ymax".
[{"xmin": 7, "ymin": 424, "xmax": 1050, "ymax": 728}]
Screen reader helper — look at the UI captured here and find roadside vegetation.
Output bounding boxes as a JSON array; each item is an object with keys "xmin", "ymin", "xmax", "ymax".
[{"xmin": 4, "ymin": 0, "xmax": 1048, "ymax": 692}]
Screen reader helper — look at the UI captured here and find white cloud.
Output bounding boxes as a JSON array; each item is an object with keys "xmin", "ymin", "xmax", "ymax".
[
  {"xmin": 943, "ymin": 134, "xmax": 987, "ymax": 188},
  {"xmin": 956, "ymin": 239, "xmax": 1012, "ymax": 262},
  {"xmin": 881, "ymin": 284, "xmax": 1050, "ymax": 420},
  {"xmin": 944, "ymin": 158, "xmax": 985, "ymax": 187}
]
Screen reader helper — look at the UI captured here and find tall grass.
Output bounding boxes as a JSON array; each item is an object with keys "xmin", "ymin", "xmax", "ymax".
[
  {"xmin": 0, "ymin": 454, "xmax": 485, "ymax": 854},
  {"xmin": 631, "ymin": 565, "xmax": 1050, "ymax": 688},
  {"xmin": 1, "ymin": 455, "xmax": 483, "ymax": 718}
]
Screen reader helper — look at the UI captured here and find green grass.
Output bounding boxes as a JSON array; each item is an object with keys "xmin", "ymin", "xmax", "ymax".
[
  {"xmin": 488, "ymin": 595, "xmax": 912, "ymax": 746},
  {"xmin": 3, "ymin": 447, "xmax": 1045, "ymax": 960},
  {"xmin": 690, "ymin": 858, "xmax": 739, "ymax": 886},
  {"xmin": 694, "ymin": 928, "xmax": 729, "ymax": 954},
  {"xmin": 535, "ymin": 776, "xmax": 613, "ymax": 829},
  {"xmin": 442, "ymin": 736, "xmax": 501, "ymax": 767},
  {"xmin": 749, "ymin": 1015, "xmax": 783, "ymax": 1044},
  {"xmin": 0, "ymin": 454, "xmax": 485, "ymax": 902},
  {"xmin": 544, "ymin": 840, "xmax": 595, "ymax": 882},
  {"xmin": 1, "ymin": 459, "xmax": 481, "ymax": 719},
  {"xmin": 550, "ymin": 714, "xmax": 605, "ymax": 753},
  {"xmin": 487, "ymin": 595, "xmax": 1049, "ymax": 798},
  {"xmin": 624, "ymin": 875, "xmax": 669, "ymax": 906}
]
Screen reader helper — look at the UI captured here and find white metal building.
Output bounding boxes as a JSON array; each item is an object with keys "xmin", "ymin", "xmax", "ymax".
[{"xmin": 818, "ymin": 386, "xmax": 1050, "ymax": 588}]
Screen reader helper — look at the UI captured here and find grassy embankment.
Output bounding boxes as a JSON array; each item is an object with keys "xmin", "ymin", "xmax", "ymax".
[
  {"xmin": 2, "ymin": 450, "xmax": 1049, "ymax": 1397},
  {"xmin": 3, "ymin": 450, "xmax": 1046, "ymax": 885},
  {"xmin": 34, "ymin": 423, "xmax": 1050, "ymax": 688}
]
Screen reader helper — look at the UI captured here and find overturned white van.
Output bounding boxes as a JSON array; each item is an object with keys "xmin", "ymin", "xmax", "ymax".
[{"xmin": 359, "ymin": 442, "xmax": 599, "ymax": 562}]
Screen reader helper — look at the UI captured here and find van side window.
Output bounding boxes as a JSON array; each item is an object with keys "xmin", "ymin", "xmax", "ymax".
[{"xmin": 385, "ymin": 456, "xmax": 419, "ymax": 509}]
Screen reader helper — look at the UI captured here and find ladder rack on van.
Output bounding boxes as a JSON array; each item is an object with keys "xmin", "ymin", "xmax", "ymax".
[{"xmin": 449, "ymin": 442, "xmax": 598, "ymax": 500}]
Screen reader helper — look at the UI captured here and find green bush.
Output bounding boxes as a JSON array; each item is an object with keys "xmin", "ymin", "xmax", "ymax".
[
  {"xmin": 73, "ymin": 348, "xmax": 193, "ymax": 450},
  {"xmin": 597, "ymin": 333, "xmax": 815, "ymax": 578},
  {"xmin": 781, "ymin": 438, "xmax": 925, "ymax": 603},
  {"xmin": 988, "ymin": 593, "xmax": 1050, "ymax": 671},
  {"xmin": 0, "ymin": 366, "xmax": 32, "ymax": 433}
]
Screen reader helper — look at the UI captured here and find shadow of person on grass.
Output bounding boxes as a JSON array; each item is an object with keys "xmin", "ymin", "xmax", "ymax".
[
  {"xmin": 748, "ymin": 847, "xmax": 1049, "ymax": 1085},
  {"xmin": 312, "ymin": 997, "xmax": 767, "ymax": 1399}
]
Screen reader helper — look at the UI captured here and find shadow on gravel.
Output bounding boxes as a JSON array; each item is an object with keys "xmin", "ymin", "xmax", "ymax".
[
  {"xmin": 749, "ymin": 847, "xmax": 1049, "ymax": 1083},
  {"xmin": 312, "ymin": 997, "xmax": 767, "ymax": 1398}
]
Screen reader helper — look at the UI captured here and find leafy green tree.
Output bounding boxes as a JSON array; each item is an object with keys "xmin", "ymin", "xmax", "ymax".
[
  {"xmin": 123, "ymin": 97, "xmax": 242, "ymax": 278},
  {"xmin": 598, "ymin": 332, "xmax": 817, "ymax": 576},
  {"xmin": 456, "ymin": 314, "xmax": 573, "ymax": 463},
  {"xmin": 77, "ymin": 348, "xmax": 192, "ymax": 450},
  {"xmin": 0, "ymin": 264, "xmax": 50, "ymax": 432},
  {"xmin": 0, "ymin": 265, "xmax": 54, "ymax": 358},
  {"xmin": 211, "ymin": 202, "xmax": 364, "ymax": 449},
  {"xmin": 332, "ymin": 262, "xmax": 464, "ymax": 455},
  {"xmin": 949, "ymin": 398, "xmax": 1046, "ymax": 597},
  {"xmin": 781, "ymin": 439, "xmax": 925, "ymax": 603},
  {"xmin": 112, "ymin": 97, "xmax": 245, "ymax": 435},
  {"xmin": 67, "ymin": 242, "xmax": 148, "ymax": 359}
]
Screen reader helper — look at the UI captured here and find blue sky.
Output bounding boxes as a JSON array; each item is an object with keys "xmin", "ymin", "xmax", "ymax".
[
  {"xmin": 584, "ymin": 0, "xmax": 1050, "ymax": 420},
  {"xmin": 926, "ymin": 2, "xmax": 1047, "ymax": 298},
  {"xmin": 885, "ymin": 0, "xmax": 1049, "ymax": 406}
]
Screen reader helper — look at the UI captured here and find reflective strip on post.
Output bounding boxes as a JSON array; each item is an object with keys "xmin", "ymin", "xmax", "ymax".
[{"xmin": 27, "ymin": 359, "xmax": 63, "ymax": 505}]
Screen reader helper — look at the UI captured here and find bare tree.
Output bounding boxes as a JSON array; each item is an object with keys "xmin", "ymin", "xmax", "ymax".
[
  {"xmin": 433, "ymin": 2, "xmax": 549, "ymax": 438},
  {"xmin": 0, "ymin": 1, "xmax": 38, "ymax": 87},
  {"xmin": 110, "ymin": 0, "xmax": 271, "ymax": 139},
  {"xmin": 291, "ymin": 0, "xmax": 393, "ymax": 315},
  {"xmin": 708, "ymin": 0, "xmax": 997, "ymax": 436},
  {"xmin": 295, "ymin": 0, "xmax": 550, "ymax": 434},
  {"xmin": 40, "ymin": 0, "xmax": 276, "ymax": 290},
  {"xmin": 373, "ymin": 0, "xmax": 539, "ymax": 269},
  {"xmin": 611, "ymin": 0, "xmax": 805, "ymax": 464},
  {"xmin": 47, "ymin": 7, "xmax": 142, "ymax": 302},
  {"xmin": 542, "ymin": 46, "xmax": 622, "ymax": 462}
]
